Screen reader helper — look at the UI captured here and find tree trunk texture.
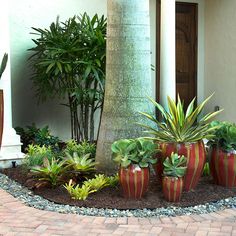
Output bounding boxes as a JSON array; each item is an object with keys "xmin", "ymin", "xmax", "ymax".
[{"xmin": 96, "ymin": 0, "xmax": 154, "ymax": 173}]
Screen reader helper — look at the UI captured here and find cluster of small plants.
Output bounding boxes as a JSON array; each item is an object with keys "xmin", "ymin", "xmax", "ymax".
[
  {"xmin": 64, "ymin": 174, "xmax": 118, "ymax": 200},
  {"xmin": 15, "ymin": 124, "xmax": 61, "ymax": 153}
]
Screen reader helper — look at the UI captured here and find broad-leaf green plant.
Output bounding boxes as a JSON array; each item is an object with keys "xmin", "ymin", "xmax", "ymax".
[
  {"xmin": 64, "ymin": 139, "xmax": 96, "ymax": 158},
  {"xmin": 138, "ymin": 95, "xmax": 222, "ymax": 143},
  {"xmin": 64, "ymin": 173, "xmax": 119, "ymax": 200},
  {"xmin": 112, "ymin": 138, "xmax": 158, "ymax": 168},
  {"xmin": 207, "ymin": 121, "xmax": 236, "ymax": 152},
  {"xmin": 23, "ymin": 144, "xmax": 54, "ymax": 168},
  {"xmin": 163, "ymin": 152, "xmax": 187, "ymax": 178},
  {"xmin": 64, "ymin": 152, "xmax": 97, "ymax": 174},
  {"xmin": 64, "ymin": 179, "xmax": 95, "ymax": 200},
  {"xmin": 31, "ymin": 157, "xmax": 65, "ymax": 187}
]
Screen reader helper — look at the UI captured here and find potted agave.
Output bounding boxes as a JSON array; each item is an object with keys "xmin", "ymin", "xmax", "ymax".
[
  {"xmin": 208, "ymin": 121, "xmax": 236, "ymax": 187},
  {"xmin": 162, "ymin": 152, "xmax": 187, "ymax": 202},
  {"xmin": 139, "ymin": 95, "xmax": 222, "ymax": 191},
  {"xmin": 111, "ymin": 138, "xmax": 158, "ymax": 199},
  {"xmin": 0, "ymin": 54, "xmax": 8, "ymax": 147}
]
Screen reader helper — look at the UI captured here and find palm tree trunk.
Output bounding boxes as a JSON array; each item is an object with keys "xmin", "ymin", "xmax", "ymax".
[{"xmin": 96, "ymin": 0, "xmax": 154, "ymax": 173}]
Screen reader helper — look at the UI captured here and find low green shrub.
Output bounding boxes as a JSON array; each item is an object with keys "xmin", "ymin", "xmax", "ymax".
[
  {"xmin": 64, "ymin": 140, "xmax": 96, "ymax": 158},
  {"xmin": 23, "ymin": 144, "xmax": 55, "ymax": 168},
  {"xmin": 64, "ymin": 152, "xmax": 97, "ymax": 175},
  {"xmin": 15, "ymin": 124, "xmax": 60, "ymax": 152},
  {"xmin": 64, "ymin": 174, "xmax": 119, "ymax": 200},
  {"xmin": 31, "ymin": 157, "xmax": 65, "ymax": 187}
]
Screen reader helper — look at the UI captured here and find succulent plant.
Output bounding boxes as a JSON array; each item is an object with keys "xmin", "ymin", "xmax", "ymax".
[
  {"xmin": 111, "ymin": 138, "xmax": 158, "ymax": 168},
  {"xmin": 163, "ymin": 152, "xmax": 187, "ymax": 178}
]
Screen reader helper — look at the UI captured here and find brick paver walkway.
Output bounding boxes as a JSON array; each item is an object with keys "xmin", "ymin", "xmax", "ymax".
[{"xmin": 0, "ymin": 189, "xmax": 236, "ymax": 235}]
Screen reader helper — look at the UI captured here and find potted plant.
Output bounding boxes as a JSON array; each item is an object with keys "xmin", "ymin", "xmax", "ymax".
[
  {"xmin": 138, "ymin": 95, "xmax": 222, "ymax": 191},
  {"xmin": 162, "ymin": 152, "xmax": 187, "ymax": 202},
  {"xmin": 111, "ymin": 137, "xmax": 158, "ymax": 199},
  {"xmin": 0, "ymin": 53, "xmax": 8, "ymax": 148},
  {"xmin": 208, "ymin": 121, "xmax": 236, "ymax": 187}
]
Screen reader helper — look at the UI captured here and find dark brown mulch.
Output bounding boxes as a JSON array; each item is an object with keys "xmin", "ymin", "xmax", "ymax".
[{"xmin": 1, "ymin": 166, "xmax": 236, "ymax": 210}]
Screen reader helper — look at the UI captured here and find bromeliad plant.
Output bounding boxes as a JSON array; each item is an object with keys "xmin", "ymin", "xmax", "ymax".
[
  {"xmin": 163, "ymin": 153, "xmax": 187, "ymax": 178},
  {"xmin": 64, "ymin": 174, "xmax": 119, "ymax": 200},
  {"xmin": 64, "ymin": 152, "xmax": 97, "ymax": 174},
  {"xmin": 139, "ymin": 95, "xmax": 222, "ymax": 143},
  {"xmin": 31, "ymin": 157, "xmax": 65, "ymax": 187},
  {"xmin": 112, "ymin": 138, "xmax": 158, "ymax": 168},
  {"xmin": 64, "ymin": 140, "xmax": 96, "ymax": 158}
]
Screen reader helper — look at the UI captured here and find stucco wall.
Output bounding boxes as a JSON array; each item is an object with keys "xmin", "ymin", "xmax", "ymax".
[
  {"xmin": 10, "ymin": 0, "xmax": 157, "ymax": 140},
  {"xmin": 205, "ymin": 0, "xmax": 236, "ymax": 122},
  {"xmin": 9, "ymin": 0, "xmax": 107, "ymax": 140}
]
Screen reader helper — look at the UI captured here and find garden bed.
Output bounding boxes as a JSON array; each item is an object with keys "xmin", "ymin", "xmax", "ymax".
[{"xmin": 1, "ymin": 166, "xmax": 236, "ymax": 210}]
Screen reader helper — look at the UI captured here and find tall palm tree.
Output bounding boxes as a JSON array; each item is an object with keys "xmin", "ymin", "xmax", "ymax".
[{"xmin": 96, "ymin": 0, "xmax": 154, "ymax": 173}]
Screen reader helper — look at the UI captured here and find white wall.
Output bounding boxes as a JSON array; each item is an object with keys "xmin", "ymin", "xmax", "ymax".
[
  {"xmin": 205, "ymin": 0, "xmax": 236, "ymax": 122},
  {"xmin": 10, "ymin": 0, "xmax": 157, "ymax": 140},
  {"xmin": 9, "ymin": 0, "xmax": 107, "ymax": 140}
]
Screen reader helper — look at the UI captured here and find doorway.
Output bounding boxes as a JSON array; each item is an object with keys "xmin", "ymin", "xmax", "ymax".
[{"xmin": 156, "ymin": 2, "xmax": 198, "ymax": 109}]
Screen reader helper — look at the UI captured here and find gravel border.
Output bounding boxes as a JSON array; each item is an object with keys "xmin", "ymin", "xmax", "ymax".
[{"xmin": 0, "ymin": 172, "xmax": 236, "ymax": 218}]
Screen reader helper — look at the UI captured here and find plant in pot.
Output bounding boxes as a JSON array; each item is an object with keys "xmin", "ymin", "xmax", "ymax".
[
  {"xmin": 208, "ymin": 121, "xmax": 236, "ymax": 187},
  {"xmin": 162, "ymin": 152, "xmax": 187, "ymax": 202},
  {"xmin": 138, "ymin": 94, "xmax": 222, "ymax": 191},
  {"xmin": 0, "ymin": 53, "xmax": 8, "ymax": 148},
  {"xmin": 111, "ymin": 138, "xmax": 158, "ymax": 199}
]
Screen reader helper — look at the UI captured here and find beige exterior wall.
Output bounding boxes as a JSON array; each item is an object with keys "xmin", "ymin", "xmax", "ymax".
[
  {"xmin": 10, "ymin": 0, "xmax": 107, "ymax": 140},
  {"xmin": 205, "ymin": 0, "xmax": 236, "ymax": 122},
  {"xmin": 10, "ymin": 0, "xmax": 157, "ymax": 140}
]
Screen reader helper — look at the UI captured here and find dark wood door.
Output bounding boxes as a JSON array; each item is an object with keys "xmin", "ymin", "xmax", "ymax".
[{"xmin": 176, "ymin": 3, "xmax": 197, "ymax": 110}]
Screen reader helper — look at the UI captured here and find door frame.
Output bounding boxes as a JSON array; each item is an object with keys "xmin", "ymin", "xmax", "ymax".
[{"xmin": 156, "ymin": 1, "xmax": 198, "ymax": 104}]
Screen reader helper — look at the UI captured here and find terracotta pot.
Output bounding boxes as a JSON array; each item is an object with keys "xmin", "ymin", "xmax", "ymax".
[
  {"xmin": 209, "ymin": 146, "xmax": 236, "ymax": 187},
  {"xmin": 155, "ymin": 141, "xmax": 206, "ymax": 191},
  {"xmin": 0, "ymin": 89, "xmax": 3, "ymax": 148},
  {"xmin": 162, "ymin": 176, "xmax": 183, "ymax": 202},
  {"xmin": 119, "ymin": 164, "xmax": 149, "ymax": 199}
]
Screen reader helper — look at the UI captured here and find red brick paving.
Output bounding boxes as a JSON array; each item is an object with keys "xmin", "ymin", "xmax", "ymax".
[{"xmin": 0, "ymin": 189, "xmax": 236, "ymax": 235}]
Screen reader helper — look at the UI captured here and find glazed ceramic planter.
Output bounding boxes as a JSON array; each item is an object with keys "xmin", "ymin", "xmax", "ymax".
[
  {"xmin": 119, "ymin": 164, "xmax": 150, "ymax": 199},
  {"xmin": 155, "ymin": 141, "xmax": 206, "ymax": 191},
  {"xmin": 209, "ymin": 146, "xmax": 236, "ymax": 187},
  {"xmin": 0, "ymin": 90, "xmax": 3, "ymax": 148},
  {"xmin": 162, "ymin": 176, "xmax": 183, "ymax": 202}
]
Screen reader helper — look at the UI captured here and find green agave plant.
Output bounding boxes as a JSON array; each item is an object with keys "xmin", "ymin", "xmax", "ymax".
[
  {"xmin": 139, "ymin": 94, "xmax": 222, "ymax": 143},
  {"xmin": 163, "ymin": 152, "xmax": 187, "ymax": 178}
]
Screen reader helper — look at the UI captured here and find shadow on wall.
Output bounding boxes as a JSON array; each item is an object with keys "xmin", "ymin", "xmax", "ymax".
[{"xmin": 11, "ymin": 52, "xmax": 71, "ymax": 140}]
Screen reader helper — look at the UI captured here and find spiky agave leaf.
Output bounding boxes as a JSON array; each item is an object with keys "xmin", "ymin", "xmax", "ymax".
[{"xmin": 139, "ymin": 94, "xmax": 222, "ymax": 143}]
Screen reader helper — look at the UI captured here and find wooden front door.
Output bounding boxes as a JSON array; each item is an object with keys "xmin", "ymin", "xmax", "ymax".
[{"xmin": 176, "ymin": 2, "xmax": 197, "ymax": 109}]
